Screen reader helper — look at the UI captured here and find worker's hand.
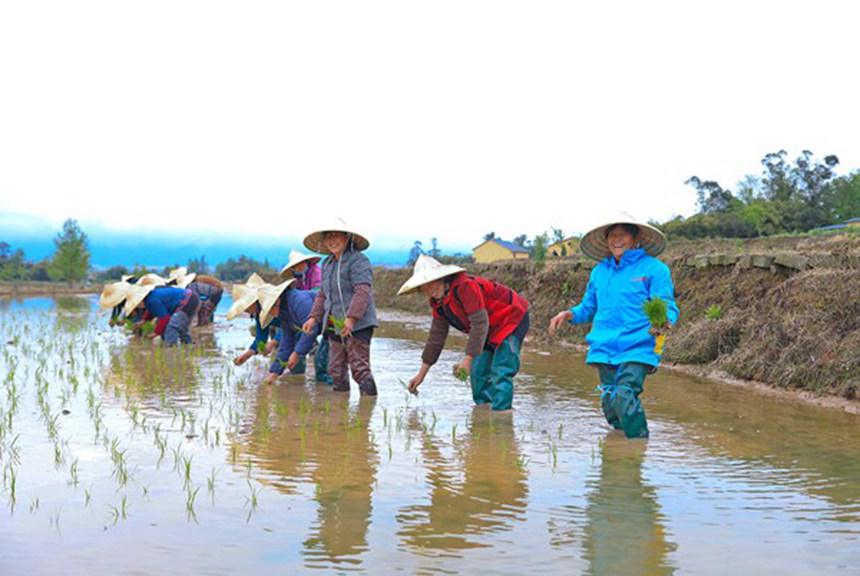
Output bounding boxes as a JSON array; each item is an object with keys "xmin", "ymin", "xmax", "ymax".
[
  {"xmin": 340, "ymin": 317, "xmax": 355, "ymax": 338},
  {"xmin": 453, "ymin": 356, "xmax": 473, "ymax": 382},
  {"xmin": 302, "ymin": 318, "xmax": 317, "ymax": 335},
  {"xmin": 549, "ymin": 311, "xmax": 573, "ymax": 336},
  {"xmin": 265, "ymin": 339, "xmax": 279, "ymax": 354},
  {"xmin": 287, "ymin": 352, "xmax": 300, "ymax": 371},
  {"xmin": 408, "ymin": 373, "xmax": 424, "ymax": 393},
  {"xmin": 264, "ymin": 372, "xmax": 279, "ymax": 385},
  {"xmin": 648, "ymin": 322, "xmax": 673, "ymax": 337},
  {"xmin": 233, "ymin": 349, "xmax": 255, "ymax": 366}
]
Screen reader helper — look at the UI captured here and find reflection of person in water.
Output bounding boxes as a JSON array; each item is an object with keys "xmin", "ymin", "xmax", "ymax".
[
  {"xmin": 583, "ymin": 434, "xmax": 676, "ymax": 574},
  {"xmin": 303, "ymin": 398, "xmax": 377, "ymax": 562},
  {"xmin": 237, "ymin": 383, "xmax": 378, "ymax": 565},
  {"xmin": 397, "ymin": 411, "xmax": 529, "ymax": 552}
]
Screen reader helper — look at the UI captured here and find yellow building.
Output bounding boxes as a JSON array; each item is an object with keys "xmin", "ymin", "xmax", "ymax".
[
  {"xmin": 847, "ymin": 218, "xmax": 860, "ymax": 228},
  {"xmin": 472, "ymin": 239, "xmax": 530, "ymax": 264},
  {"xmin": 546, "ymin": 237, "xmax": 580, "ymax": 258}
]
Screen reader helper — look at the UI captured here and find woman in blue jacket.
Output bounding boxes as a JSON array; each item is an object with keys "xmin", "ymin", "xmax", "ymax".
[{"xmin": 550, "ymin": 216, "xmax": 679, "ymax": 439}]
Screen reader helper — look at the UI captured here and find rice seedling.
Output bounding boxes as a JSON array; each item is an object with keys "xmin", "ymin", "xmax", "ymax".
[
  {"xmin": 186, "ymin": 486, "xmax": 200, "ymax": 523},
  {"xmin": 207, "ymin": 468, "xmax": 218, "ymax": 505}
]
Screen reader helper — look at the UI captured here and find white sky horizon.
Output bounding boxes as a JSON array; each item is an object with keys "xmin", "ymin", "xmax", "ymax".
[{"xmin": 2, "ymin": 1, "xmax": 858, "ymax": 253}]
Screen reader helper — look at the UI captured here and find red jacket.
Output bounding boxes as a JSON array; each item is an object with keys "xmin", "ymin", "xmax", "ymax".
[{"xmin": 430, "ymin": 273, "xmax": 528, "ymax": 349}]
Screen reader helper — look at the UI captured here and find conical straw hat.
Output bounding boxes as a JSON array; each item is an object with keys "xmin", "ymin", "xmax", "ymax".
[
  {"xmin": 123, "ymin": 284, "xmax": 156, "ymax": 316},
  {"xmin": 137, "ymin": 273, "xmax": 167, "ymax": 287},
  {"xmin": 303, "ymin": 217, "xmax": 370, "ymax": 255},
  {"xmin": 398, "ymin": 255, "xmax": 466, "ymax": 295},
  {"xmin": 99, "ymin": 282, "xmax": 131, "ymax": 309},
  {"xmin": 167, "ymin": 267, "xmax": 196, "ymax": 288},
  {"xmin": 580, "ymin": 213, "xmax": 667, "ymax": 261},
  {"xmin": 279, "ymin": 249, "xmax": 322, "ymax": 279},
  {"xmin": 258, "ymin": 279, "xmax": 296, "ymax": 329},
  {"xmin": 226, "ymin": 273, "xmax": 267, "ymax": 320}
]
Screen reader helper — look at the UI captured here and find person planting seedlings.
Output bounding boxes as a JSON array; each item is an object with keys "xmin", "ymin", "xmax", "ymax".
[
  {"xmin": 226, "ymin": 273, "xmax": 281, "ymax": 366},
  {"xmin": 279, "ymin": 249, "xmax": 330, "ymax": 385},
  {"xmin": 168, "ymin": 267, "xmax": 224, "ymax": 328},
  {"xmin": 259, "ymin": 280, "xmax": 320, "ymax": 385},
  {"xmin": 301, "ymin": 218, "xmax": 379, "ymax": 396},
  {"xmin": 550, "ymin": 215, "xmax": 678, "ymax": 439},
  {"xmin": 99, "ymin": 274, "xmax": 154, "ymax": 333},
  {"xmin": 124, "ymin": 283, "xmax": 200, "ymax": 346},
  {"xmin": 399, "ymin": 255, "xmax": 530, "ymax": 411}
]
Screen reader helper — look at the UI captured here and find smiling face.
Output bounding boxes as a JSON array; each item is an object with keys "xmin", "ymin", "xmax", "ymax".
[
  {"xmin": 322, "ymin": 231, "xmax": 349, "ymax": 258},
  {"xmin": 605, "ymin": 224, "xmax": 639, "ymax": 261}
]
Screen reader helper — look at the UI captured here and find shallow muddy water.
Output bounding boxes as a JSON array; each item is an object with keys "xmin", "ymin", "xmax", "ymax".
[{"xmin": 0, "ymin": 295, "xmax": 858, "ymax": 575}]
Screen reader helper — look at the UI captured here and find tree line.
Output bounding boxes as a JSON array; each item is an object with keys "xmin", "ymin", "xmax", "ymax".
[{"xmin": 658, "ymin": 149, "xmax": 859, "ymax": 239}]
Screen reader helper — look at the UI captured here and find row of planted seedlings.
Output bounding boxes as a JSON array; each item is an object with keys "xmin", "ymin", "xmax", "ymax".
[
  {"xmin": 0, "ymin": 306, "xmax": 268, "ymax": 528},
  {"xmin": 1, "ymin": 306, "xmax": 577, "ymax": 532}
]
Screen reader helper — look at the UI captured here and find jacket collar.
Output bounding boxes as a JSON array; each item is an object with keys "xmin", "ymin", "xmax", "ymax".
[{"xmin": 604, "ymin": 248, "xmax": 647, "ymax": 269}]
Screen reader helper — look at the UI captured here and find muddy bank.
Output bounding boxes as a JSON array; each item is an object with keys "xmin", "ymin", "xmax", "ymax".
[
  {"xmin": 0, "ymin": 281, "xmax": 100, "ymax": 296},
  {"xmin": 375, "ymin": 233, "xmax": 860, "ymax": 406}
]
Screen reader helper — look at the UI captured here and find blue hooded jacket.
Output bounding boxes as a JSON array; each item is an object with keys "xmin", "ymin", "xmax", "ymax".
[
  {"xmin": 569, "ymin": 248, "xmax": 679, "ymax": 367},
  {"xmin": 269, "ymin": 289, "xmax": 320, "ymax": 375}
]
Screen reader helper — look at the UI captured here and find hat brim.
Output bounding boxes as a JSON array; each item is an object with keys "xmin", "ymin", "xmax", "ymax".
[
  {"xmin": 303, "ymin": 230, "xmax": 371, "ymax": 255},
  {"xmin": 226, "ymin": 290, "xmax": 260, "ymax": 321},
  {"xmin": 99, "ymin": 282, "xmax": 130, "ymax": 309},
  {"xmin": 138, "ymin": 274, "xmax": 167, "ymax": 287},
  {"xmin": 397, "ymin": 266, "xmax": 465, "ymax": 296},
  {"xmin": 123, "ymin": 285, "xmax": 155, "ymax": 316},
  {"xmin": 580, "ymin": 220, "xmax": 666, "ymax": 261},
  {"xmin": 258, "ymin": 279, "xmax": 296, "ymax": 329},
  {"xmin": 279, "ymin": 254, "xmax": 322, "ymax": 279}
]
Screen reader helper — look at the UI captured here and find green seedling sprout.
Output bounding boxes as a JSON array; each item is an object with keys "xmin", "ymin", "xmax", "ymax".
[
  {"xmin": 398, "ymin": 378, "xmax": 418, "ymax": 396},
  {"xmin": 642, "ymin": 297, "xmax": 669, "ymax": 328},
  {"xmin": 455, "ymin": 367, "xmax": 469, "ymax": 383},
  {"xmin": 328, "ymin": 315, "xmax": 346, "ymax": 332}
]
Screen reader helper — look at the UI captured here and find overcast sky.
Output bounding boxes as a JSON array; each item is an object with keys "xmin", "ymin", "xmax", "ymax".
[{"xmin": 1, "ymin": 0, "xmax": 858, "ymax": 256}]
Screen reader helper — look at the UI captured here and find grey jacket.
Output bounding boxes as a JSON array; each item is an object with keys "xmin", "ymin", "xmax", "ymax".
[{"xmin": 319, "ymin": 249, "xmax": 378, "ymax": 332}]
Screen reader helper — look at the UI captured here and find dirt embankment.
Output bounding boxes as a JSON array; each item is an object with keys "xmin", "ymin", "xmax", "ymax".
[{"xmin": 375, "ymin": 232, "xmax": 860, "ymax": 406}]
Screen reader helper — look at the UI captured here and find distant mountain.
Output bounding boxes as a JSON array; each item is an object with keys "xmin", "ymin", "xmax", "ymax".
[{"xmin": 4, "ymin": 229, "xmax": 412, "ymax": 270}]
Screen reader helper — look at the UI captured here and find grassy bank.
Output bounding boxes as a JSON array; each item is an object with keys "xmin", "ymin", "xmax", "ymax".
[{"xmin": 375, "ymin": 231, "xmax": 860, "ymax": 401}]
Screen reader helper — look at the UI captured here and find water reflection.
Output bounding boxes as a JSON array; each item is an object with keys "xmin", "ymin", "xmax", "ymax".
[
  {"xmin": 237, "ymin": 384, "xmax": 379, "ymax": 568},
  {"xmin": 582, "ymin": 434, "xmax": 677, "ymax": 575},
  {"xmin": 396, "ymin": 410, "xmax": 528, "ymax": 555}
]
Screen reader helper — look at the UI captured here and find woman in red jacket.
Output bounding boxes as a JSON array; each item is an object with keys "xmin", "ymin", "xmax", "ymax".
[{"xmin": 400, "ymin": 255, "xmax": 529, "ymax": 411}]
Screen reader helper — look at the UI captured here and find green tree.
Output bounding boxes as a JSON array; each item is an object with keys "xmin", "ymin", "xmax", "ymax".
[
  {"xmin": 429, "ymin": 237, "xmax": 441, "ymax": 259},
  {"xmin": 214, "ymin": 255, "xmax": 276, "ymax": 282},
  {"xmin": 48, "ymin": 219, "xmax": 91, "ymax": 284},
  {"xmin": 188, "ymin": 255, "xmax": 210, "ymax": 275},
  {"xmin": 407, "ymin": 241, "xmax": 424, "ymax": 266},
  {"xmin": 824, "ymin": 170, "xmax": 860, "ymax": 222},
  {"xmin": 0, "ymin": 246, "xmax": 28, "ymax": 281},
  {"xmin": 531, "ymin": 232, "xmax": 549, "ymax": 269}
]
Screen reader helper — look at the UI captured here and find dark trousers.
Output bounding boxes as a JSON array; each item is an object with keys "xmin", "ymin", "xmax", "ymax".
[{"xmin": 327, "ymin": 333, "xmax": 376, "ymax": 395}]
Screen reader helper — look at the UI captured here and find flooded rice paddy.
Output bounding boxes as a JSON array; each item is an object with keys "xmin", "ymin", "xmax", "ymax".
[{"xmin": 0, "ymin": 295, "xmax": 858, "ymax": 574}]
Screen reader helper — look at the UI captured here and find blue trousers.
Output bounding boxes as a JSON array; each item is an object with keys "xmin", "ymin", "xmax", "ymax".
[
  {"xmin": 314, "ymin": 336, "xmax": 331, "ymax": 384},
  {"xmin": 596, "ymin": 362, "xmax": 652, "ymax": 439}
]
